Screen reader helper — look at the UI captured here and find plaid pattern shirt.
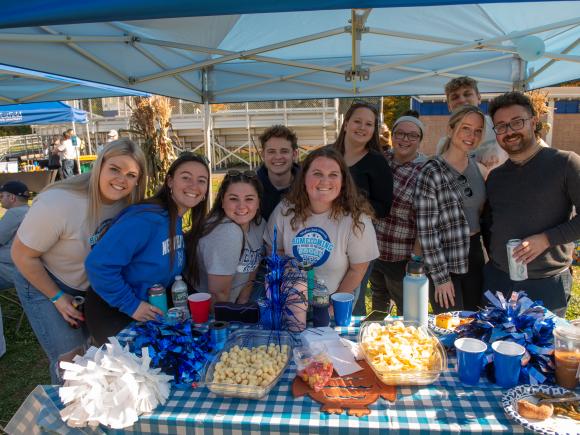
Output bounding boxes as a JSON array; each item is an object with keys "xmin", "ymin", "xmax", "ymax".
[
  {"xmin": 414, "ymin": 156, "xmax": 470, "ymax": 286},
  {"xmin": 375, "ymin": 151, "xmax": 424, "ymax": 262}
]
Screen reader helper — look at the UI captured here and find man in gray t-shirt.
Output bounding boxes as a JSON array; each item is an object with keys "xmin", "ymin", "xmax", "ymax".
[{"xmin": 0, "ymin": 181, "xmax": 30, "ymax": 289}]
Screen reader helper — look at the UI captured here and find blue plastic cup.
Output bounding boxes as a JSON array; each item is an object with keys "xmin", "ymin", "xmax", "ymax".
[
  {"xmin": 492, "ymin": 341, "xmax": 525, "ymax": 388},
  {"xmin": 454, "ymin": 338, "xmax": 487, "ymax": 386},
  {"xmin": 331, "ymin": 293, "xmax": 354, "ymax": 326}
]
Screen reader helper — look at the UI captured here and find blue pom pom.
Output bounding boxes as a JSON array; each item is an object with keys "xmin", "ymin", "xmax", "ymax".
[{"xmin": 128, "ymin": 319, "xmax": 213, "ymax": 388}]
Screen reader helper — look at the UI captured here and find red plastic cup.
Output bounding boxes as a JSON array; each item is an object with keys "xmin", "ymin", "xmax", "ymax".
[{"xmin": 188, "ymin": 293, "xmax": 211, "ymax": 323}]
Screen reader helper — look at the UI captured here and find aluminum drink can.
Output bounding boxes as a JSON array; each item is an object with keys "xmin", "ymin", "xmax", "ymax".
[
  {"xmin": 72, "ymin": 296, "xmax": 85, "ymax": 313},
  {"xmin": 506, "ymin": 239, "xmax": 528, "ymax": 281},
  {"xmin": 166, "ymin": 307, "xmax": 185, "ymax": 325}
]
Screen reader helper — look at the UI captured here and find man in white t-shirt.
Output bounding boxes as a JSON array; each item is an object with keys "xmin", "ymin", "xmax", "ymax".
[
  {"xmin": 58, "ymin": 129, "xmax": 77, "ymax": 178},
  {"xmin": 435, "ymin": 76, "xmax": 508, "ymax": 170}
]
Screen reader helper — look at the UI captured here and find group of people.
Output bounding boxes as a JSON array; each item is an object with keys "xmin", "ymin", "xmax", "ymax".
[{"xmin": 0, "ymin": 76, "xmax": 578, "ymax": 384}]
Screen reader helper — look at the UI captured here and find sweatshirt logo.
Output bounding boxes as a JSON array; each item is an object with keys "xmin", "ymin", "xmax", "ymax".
[
  {"xmin": 162, "ymin": 235, "xmax": 184, "ymax": 256},
  {"xmin": 292, "ymin": 227, "xmax": 334, "ymax": 267}
]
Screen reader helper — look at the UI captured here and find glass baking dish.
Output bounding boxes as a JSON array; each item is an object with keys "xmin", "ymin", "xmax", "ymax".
[
  {"xmin": 359, "ymin": 319, "xmax": 447, "ymax": 386},
  {"xmin": 204, "ymin": 329, "xmax": 293, "ymax": 399}
]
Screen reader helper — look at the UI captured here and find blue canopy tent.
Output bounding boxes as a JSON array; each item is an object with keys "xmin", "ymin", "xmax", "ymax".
[
  {"xmin": 0, "ymin": 64, "xmax": 150, "ymax": 105},
  {"xmin": 0, "ymin": 101, "xmax": 87, "ymax": 126},
  {"xmin": 0, "ymin": 0, "xmax": 577, "ymax": 104}
]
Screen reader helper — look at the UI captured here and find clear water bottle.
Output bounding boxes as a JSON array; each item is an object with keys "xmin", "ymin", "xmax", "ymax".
[
  {"xmin": 171, "ymin": 275, "xmax": 190, "ymax": 319},
  {"xmin": 403, "ymin": 258, "xmax": 429, "ymax": 327}
]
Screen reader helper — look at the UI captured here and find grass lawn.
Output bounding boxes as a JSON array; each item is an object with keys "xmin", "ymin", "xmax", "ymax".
[{"xmin": 1, "ymin": 268, "xmax": 579, "ymax": 428}]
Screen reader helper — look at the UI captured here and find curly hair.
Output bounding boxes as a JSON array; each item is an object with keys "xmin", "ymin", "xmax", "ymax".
[
  {"xmin": 489, "ymin": 91, "xmax": 542, "ymax": 137},
  {"xmin": 332, "ymin": 101, "xmax": 381, "ymax": 154},
  {"xmin": 283, "ymin": 147, "xmax": 374, "ymax": 235},
  {"xmin": 259, "ymin": 124, "xmax": 298, "ymax": 150}
]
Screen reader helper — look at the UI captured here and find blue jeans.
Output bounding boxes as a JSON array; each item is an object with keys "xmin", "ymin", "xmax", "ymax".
[
  {"xmin": 14, "ymin": 269, "xmax": 88, "ymax": 384},
  {"xmin": 61, "ymin": 159, "xmax": 75, "ymax": 179},
  {"xmin": 0, "ymin": 262, "xmax": 16, "ymax": 290},
  {"xmin": 482, "ymin": 262, "xmax": 572, "ymax": 318}
]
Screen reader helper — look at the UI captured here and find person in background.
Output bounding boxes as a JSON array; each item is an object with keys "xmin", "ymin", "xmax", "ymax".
[
  {"xmin": 370, "ymin": 116, "xmax": 426, "ymax": 314},
  {"xmin": 0, "ymin": 181, "xmax": 30, "ymax": 359},
  {"xmin": 47, "ymin": 136, "xmax": 63, "ymax": 180},
  {"xmin": 257, "ymin": 125, "xmax": 299, "ymax": 221},
  {"xmin": 0, "ymin": 181, "xmax": 30, "ymax": 291},
  {"xmin": 96, "ymin": 129, "xmax": 119, "ymax": 155},
  {"xmin": 332, "ymin": 101, "xmax": 393, "ymax": 316},
  {"xmin": 435, "ymin": 76, "xmax": 508, "ymax": 170},
  {"xmin": 107, "ymin": 129, "xmax": 119, "ymax": 142},
  {"xmin": 195, "ymin": 170, "xmax": 265, "ymax": 304},
  {"xmin": 483, "ymin": 92, "xmax": 580, "ymax": 317},
  {"xmin": 379, "ymin": 123, "xmax": 392, "ymax": 151},
  {"xmin": 415, "ymin": 106, "xmax": 488, "ymax": 314},
  {"xmin": 266, "ymin": 147, "xmax": 379, "ymax": 309},
  {"xmin": 85, "ymin": 153, "xmax": 209, "ymax": 345},
  {"xmin": 11, "ymin": 139, "xmax": 146, "ymax": 383},
  {"xmin": 58, "ymin": 129, "xmax": 77, "ymax": 179}
]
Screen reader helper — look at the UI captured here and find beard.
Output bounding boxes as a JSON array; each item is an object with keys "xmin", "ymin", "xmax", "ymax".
[{"xmin": 500, "ymin": 132, "xmax": 535, "ymax": 155}]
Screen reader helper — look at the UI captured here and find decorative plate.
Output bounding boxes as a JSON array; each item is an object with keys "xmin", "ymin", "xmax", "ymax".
[
  {"xmin": 502, "ymin": 384, "xmax": 580, "ymax": 435},
  {"xmin": 427, "ymin": 311, "xmax": 475, "ymax": 335}
]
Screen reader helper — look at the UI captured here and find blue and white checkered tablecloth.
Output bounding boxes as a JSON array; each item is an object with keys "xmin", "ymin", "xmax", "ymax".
[{"xmin": 6, "ymin": 318, "xmax": 529, "ymax": 435}]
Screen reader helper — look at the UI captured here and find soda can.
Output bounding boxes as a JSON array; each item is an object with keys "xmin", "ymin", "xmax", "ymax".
[
  {"xmin": 506, "ymin": 239, "xmax": 528, "ymax": 281},
  {"xmin": 166, "ymin": 307, "xmax": 185, "ymax": 325},
  {"xmin": 72, "ymin": 296, "xmax": 85, "ymax": 312}
]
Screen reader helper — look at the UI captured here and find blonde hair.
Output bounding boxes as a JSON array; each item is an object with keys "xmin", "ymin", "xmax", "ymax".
[
  {"xmin": 440, "ymin": 105, "xmax": 485, "ymax": 155},
  {"xmin": 43, "ymin": 138, "xmax": 147, "ymax": 230}
]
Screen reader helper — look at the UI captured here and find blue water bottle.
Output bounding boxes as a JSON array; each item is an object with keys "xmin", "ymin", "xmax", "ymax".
[{"xmin": 403, "ymin": 257, "xmax": 429, "ymax": 327}]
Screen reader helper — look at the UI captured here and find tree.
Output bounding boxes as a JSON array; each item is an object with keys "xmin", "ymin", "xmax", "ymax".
[
  {"xmin": 129, "ymin": 96, "xmax": 175, "ymax": 194},
  {"xmin": 382, "ymin": 96, "xmax": 411, "ymax": 127}
]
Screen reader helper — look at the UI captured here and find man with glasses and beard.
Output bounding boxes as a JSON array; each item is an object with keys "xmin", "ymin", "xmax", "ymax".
[{"xmin": 483, "ymin": 91, "xmax": 580, "ymax": 317}]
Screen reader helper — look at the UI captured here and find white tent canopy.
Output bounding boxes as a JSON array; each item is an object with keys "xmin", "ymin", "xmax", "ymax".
[{"xmin": 0, "ymin": 1, "xmax": 578, "ymax": 103}]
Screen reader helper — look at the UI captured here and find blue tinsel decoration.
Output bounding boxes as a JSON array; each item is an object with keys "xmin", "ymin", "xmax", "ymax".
[
  {"xmin": 128, "ymin": 319, "xmax": 212, "ymax": 389},
  {"xmin": 259, "ymin": 226, "xmax": 307, "ymax": 334},
  {"xmin": 442, "ymin": 290, "xmax": 560, "ymax": 385}
]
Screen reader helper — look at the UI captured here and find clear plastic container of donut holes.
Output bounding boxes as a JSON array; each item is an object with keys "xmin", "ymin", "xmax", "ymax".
[
  {"xmin": 359, "ymin": 319, "xmax": 447, "ymax": 386},
  {"xmin": 204, "ymin": 329, "xmax": 293, "ymax": 399}
]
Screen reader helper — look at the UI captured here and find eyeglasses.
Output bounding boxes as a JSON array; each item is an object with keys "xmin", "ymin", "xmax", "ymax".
[
  {"xmin": 457, "ymin": 174, "xmax": 473, "ymax": 198},
  {"xmin": 226, "ymin": 169, "xmax": 257, "ymax": 180},
  {"xmin": 393, "ymin": 131, "xmax": 421, "ymax": 142},
  {"xmin": 492, "ymin": 118, "xmax": 532, "ymax": 135}
]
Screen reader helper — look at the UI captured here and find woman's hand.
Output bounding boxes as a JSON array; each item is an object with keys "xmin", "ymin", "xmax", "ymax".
[
  {"xmin": 434, "ymin": 281, "xmax": 455, "ymax": 309},
  {"xmin": 132, "ymin": 301, "xmax": 165, "ymax": 322},
  {"xmin": 54, "ymin": 293, "xmax": 84, "ymax": 327}
]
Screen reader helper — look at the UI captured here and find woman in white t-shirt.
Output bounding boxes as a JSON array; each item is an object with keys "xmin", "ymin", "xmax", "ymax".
[
  {"xmin": 266, "ymin": 147, "xmax": 379, "ymax": 304},
  {"xmin": 194, "ymin": 170, "xmax": 266, "ymax": 304},
  {"xmin": 11, "ymin": 139, "xmax": 147, "ymax": 383}
]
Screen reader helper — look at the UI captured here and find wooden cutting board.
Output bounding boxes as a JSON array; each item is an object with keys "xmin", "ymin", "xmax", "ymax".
[{"xmin": 292, "ymin": 360, "xmax": 397, "ymax": 416}]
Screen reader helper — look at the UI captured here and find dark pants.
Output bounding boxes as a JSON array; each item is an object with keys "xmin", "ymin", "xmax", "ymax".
[
  {"xmin": 85, "ymin": 289, "xmax": 133, "ymax": 346},
  {"xmin": 429, "ymin": 234, "xmax": 485, "ymax": 314},
  {"xmin": 482, "ymin": 262, "xmax": 572, "ymax": 318},
  {"xmin": 369, "ymin": 259, "xmax": 406, "ymax": 314},
  {"xmin": 61, "ymin": 159, "xmax": 75, "ymax": 179},
  {"xmin": 352, "ymin": 261, "xmax": 374, "ymax": 316}
]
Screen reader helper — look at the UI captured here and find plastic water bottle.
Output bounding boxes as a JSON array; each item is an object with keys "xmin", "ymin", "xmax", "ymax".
[
  {"xmin": 171, "ymin": 275, "xmax": 190, "ymax": 319},
  {"xmin": 403, "ymin": 258, "xmax": 429, "ymax": 327}
]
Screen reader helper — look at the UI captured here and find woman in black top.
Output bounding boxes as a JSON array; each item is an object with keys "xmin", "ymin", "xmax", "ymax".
[{"xmin": 332, "ymin": 101, "xmax": 394, "ymax": 315}]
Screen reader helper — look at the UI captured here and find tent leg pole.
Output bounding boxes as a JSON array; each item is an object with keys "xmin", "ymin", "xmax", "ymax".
[{"xmin": 203, "ymin": 101, "xmax": 212, "ymax": 207}]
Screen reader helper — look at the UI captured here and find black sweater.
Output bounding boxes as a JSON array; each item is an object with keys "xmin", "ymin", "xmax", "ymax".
[{"xmin": 348, "ymin": 150, "xmax": 393, "ymax": 218}]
